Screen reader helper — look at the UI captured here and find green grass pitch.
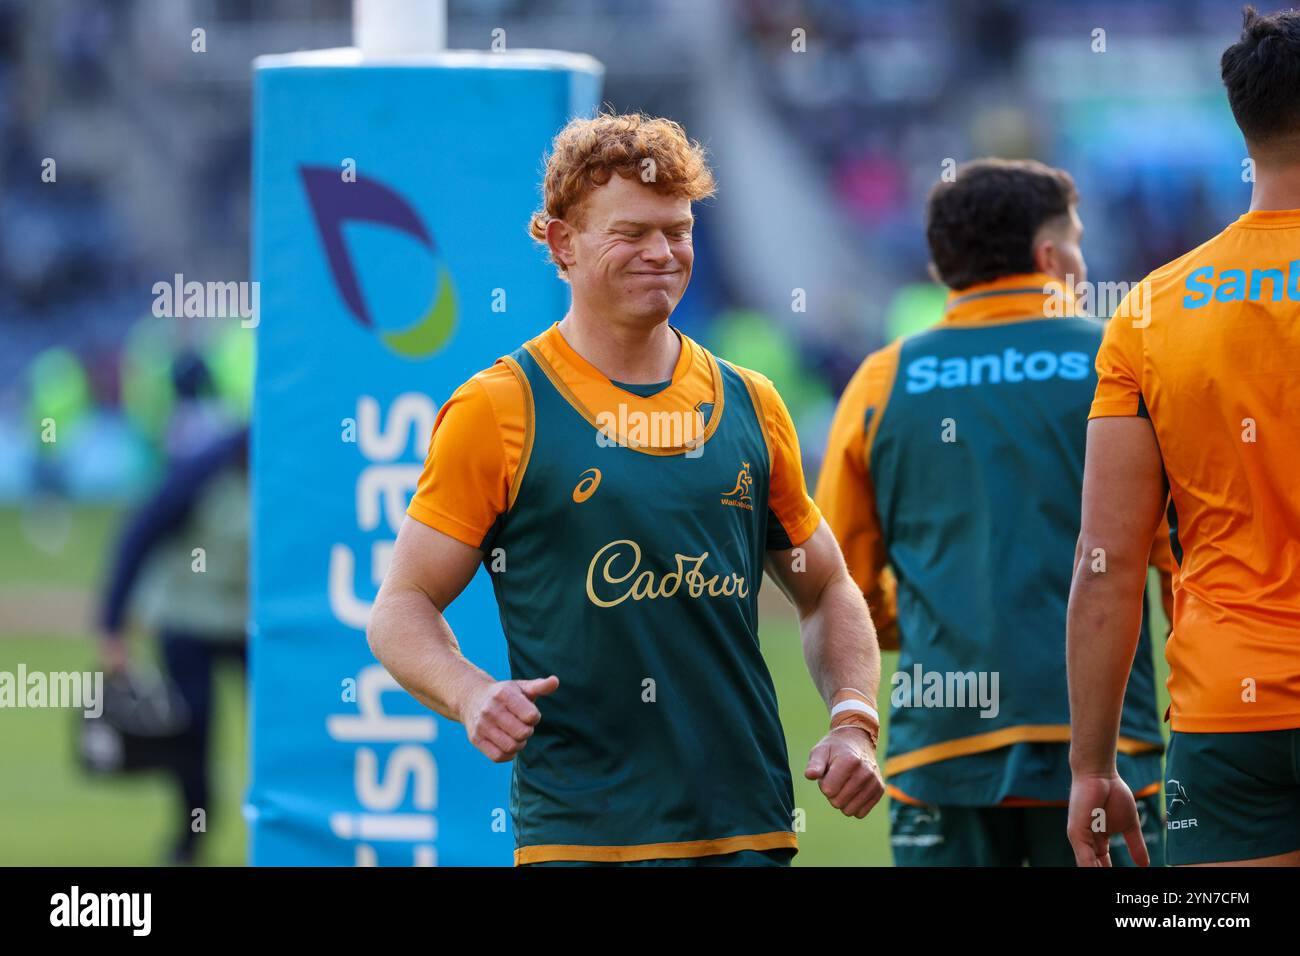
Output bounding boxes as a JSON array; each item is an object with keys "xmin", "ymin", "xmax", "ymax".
[{"xmin": 0, "ymin": 505, "xmax": 1167, "ymax": 866}]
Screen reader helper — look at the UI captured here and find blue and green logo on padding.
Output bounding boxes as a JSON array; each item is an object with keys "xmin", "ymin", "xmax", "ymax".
[{"xmin": 300, "ymin": 166, "xmax": 456, "ymax": 358}]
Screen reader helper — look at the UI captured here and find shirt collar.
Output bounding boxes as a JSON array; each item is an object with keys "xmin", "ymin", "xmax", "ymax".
[
  {"xmin": 942, "ymin": 272, "xmax": 1079, "ymax": 325},
  {"xmin": 540, "ymin": 321, "xmax": 695, "ymax": 386},
  {"xmin": 1234, "ymin": 208, "xmax": 1300, "ymax": 229},
  {"xmin": 524, "ymin": 321, "xmax": 724, "ymax": 453}
]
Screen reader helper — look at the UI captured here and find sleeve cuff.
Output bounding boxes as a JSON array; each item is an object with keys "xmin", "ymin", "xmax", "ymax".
[
  {"xmin": 781, "ymin": 501, "xmax": 823, "ymax": 550},
  {"xmin": 405, "ymin": 500, "xmax": 488, "ymax": 549},
  {"xmin": 1088, "ymin": 399, "xmax": 1142, "ymax": 419}
]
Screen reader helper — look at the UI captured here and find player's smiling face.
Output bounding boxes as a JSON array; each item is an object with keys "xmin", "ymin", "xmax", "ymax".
[{"xmin": 563, "ymin": 174, "xmax": 694, "ymax": 325}]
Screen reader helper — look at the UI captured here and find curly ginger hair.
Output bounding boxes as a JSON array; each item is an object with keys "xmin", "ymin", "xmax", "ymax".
[{"xmin": 528, "ymin": 112, "xmax": 717, "ymax": 277}]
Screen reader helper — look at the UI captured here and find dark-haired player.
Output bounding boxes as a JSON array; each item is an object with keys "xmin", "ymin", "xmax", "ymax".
[
  {"xmin": 818, "ymin": 158, "xmax": 1171, "ymax": 866},
  {"xmin": 1068, "ymin": 6, "xmax": 1300, "ymax": 867}
]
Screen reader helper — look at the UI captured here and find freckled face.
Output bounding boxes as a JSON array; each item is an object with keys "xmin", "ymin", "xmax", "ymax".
[{"xmin": 564, "ymin": 174, "xmax": 695, "ymax": 325}]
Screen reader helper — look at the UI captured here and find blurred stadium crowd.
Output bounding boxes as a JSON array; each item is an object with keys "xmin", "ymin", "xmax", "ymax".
[
  {"xmin": 0, "ymin": 0, "xmax": 1252, "ymax": 509},
  {"xmin": 0, "ymin": 0, "xmax": 1270, "ymax": 869}
]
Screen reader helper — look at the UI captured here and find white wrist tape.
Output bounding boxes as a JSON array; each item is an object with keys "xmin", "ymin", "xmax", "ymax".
[{"xmin": 830, "ymin": 699, "xmax": 879, "ymax": 723}]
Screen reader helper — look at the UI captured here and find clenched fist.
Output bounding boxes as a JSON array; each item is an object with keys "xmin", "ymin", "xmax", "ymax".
[
  {"xmin": 461, "ymin": 675, "xmax": 559, "ymax": 763},
  {"xmin": 805, "ymin": 726, "xmax": 885, "ymax": 819}
]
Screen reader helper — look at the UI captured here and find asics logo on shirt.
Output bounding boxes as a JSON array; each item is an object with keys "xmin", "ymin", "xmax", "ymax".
[{"xmin": 572, "ymin": 468, "xmax": 602, "ymax": 503}]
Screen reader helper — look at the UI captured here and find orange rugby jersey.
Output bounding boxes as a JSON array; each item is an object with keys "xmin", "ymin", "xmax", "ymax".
[
  {"xmin": 1091, "ymin": 208, "xmax": 1300, "ymax": 733},
  {"xmin": 408, "ymin": 322, "xmax": 819, "ymax": 551},
  {"xmin": 406, "ymin": 321, "xmax": 824, "ymax": 863}
]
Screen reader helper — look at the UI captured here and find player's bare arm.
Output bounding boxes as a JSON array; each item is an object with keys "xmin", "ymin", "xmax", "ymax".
[
  {"xmin": 368, "ymin": 517, "xmax": 557, "ymax": 764},
  {"xmin": 1065, "ymin": 416, "xmax": 1166, "ymax": 866},
  {"xmin": 766, "ymin": 519, "xmax": 885, "ymax": 819}
]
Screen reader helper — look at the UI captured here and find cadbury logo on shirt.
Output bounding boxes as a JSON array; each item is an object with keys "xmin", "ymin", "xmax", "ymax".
[
  {"xmin": 585, "ymin": 539, "xmax": 748, "ymax": 608},
  {"xmin": 904, "ymin": 348, "xmax": 1092, "ymax": 394},
  {"xmin": 1183, "ymin": 260, "xmax": 1300, "ymax": 309}
]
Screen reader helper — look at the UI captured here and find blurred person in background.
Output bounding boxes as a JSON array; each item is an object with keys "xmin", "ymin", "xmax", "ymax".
[
  {"xmin": 817, "ymin": 159, "xmax": 1173, "ymax": 866},
  {"xmin": 98, "ymin": 352, "xmax": 249, "ymax": 865},
  {"xmin": 163, "ymin": 347, "xmax": 236, "ymax": 459}
]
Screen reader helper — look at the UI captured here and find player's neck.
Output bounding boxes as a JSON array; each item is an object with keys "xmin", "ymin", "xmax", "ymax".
[
  {"xmin": 1248, "ymin": 159, "xmax": 1300, "ymax": 212},
  {"xmin": 556, "ymin": 308, "xmax": 680, "ymax": 384}
]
